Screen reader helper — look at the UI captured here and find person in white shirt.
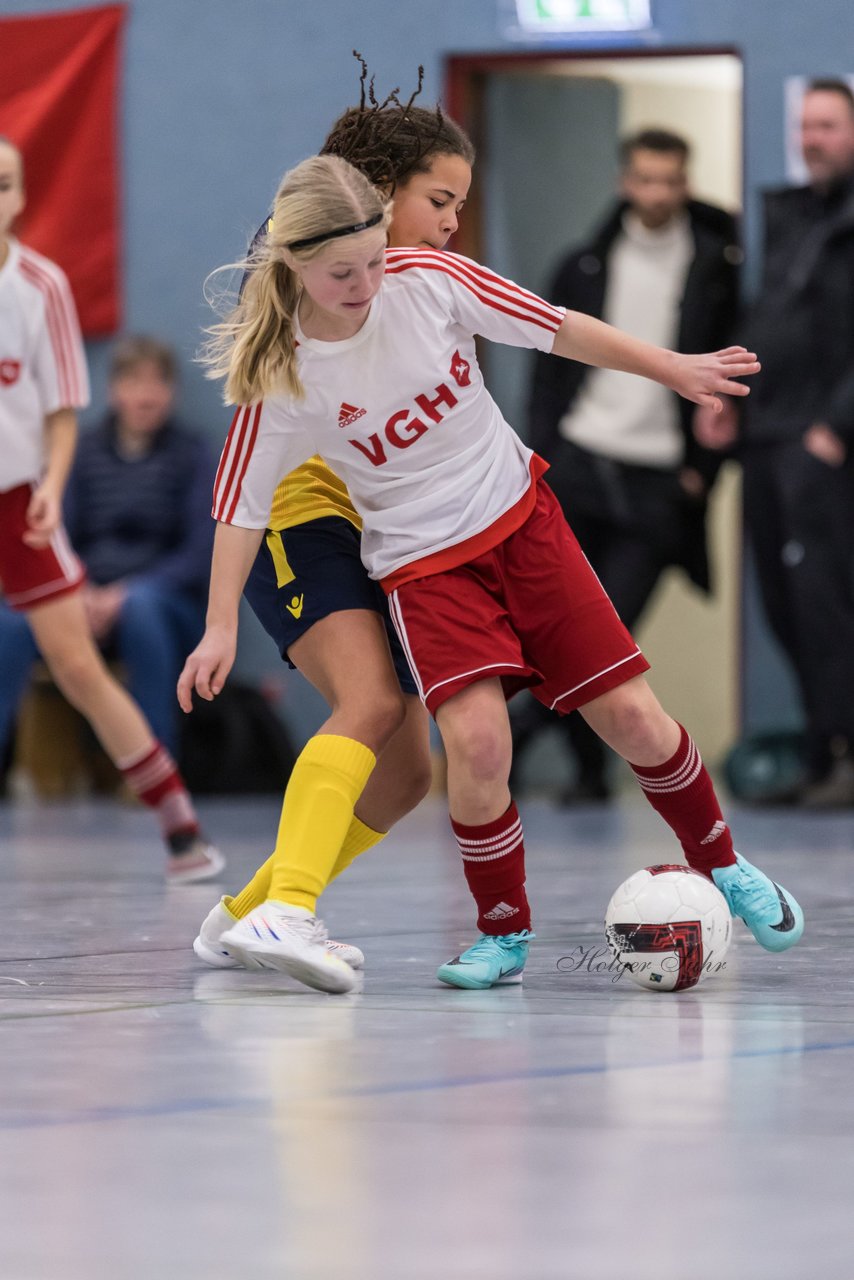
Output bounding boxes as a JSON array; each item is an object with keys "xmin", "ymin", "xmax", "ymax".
[
  {"xmin": 0, "ymin": 136, "xmax": 223, "ymax": 883},
  {"xmin": 179, "ymin": 152, "xmax": 803, "ymax": 990}
]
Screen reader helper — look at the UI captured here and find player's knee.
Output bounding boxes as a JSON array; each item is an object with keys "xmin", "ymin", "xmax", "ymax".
[
  {"xmin": 600, "ymin": 687, "xmax": 664, "ymax": 760},
  {"xmin": 451, "ymin": 722, "xmax": 511, "ymax": 786},
  {"xmin": 358, "ymin": 691, "xmax": 407, "ymax": 752}
]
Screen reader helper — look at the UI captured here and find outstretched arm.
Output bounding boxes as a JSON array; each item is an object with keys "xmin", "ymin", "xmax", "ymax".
[
  {"xmin": 552, "ymin": 311, "xmax": 759, "ymax": 412},
  {"xmin": 177, "ymin": 521, "xmax": 265, "ymax": 711}
]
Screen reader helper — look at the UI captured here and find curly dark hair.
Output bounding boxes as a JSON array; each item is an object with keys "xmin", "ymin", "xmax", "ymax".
[
  {"xmin": 321, "ymin": 52, "xmax": 474, "ymax": 192},
  {"xmin": 240, "ymin": 56, "xmax": 473, "ymax": 288}
]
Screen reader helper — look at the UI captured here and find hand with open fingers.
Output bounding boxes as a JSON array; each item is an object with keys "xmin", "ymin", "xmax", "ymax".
[
  {"xmin": 671, "ymin": 346, "xmax": 760, "ymax": 411},
  {"xmin": 177, "ymin": 624, "xmax": 237, "ymax": 713}
]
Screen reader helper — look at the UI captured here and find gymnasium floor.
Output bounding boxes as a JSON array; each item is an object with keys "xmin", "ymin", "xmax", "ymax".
[{"xmin": 0, "ymin": 789, "xmax": 851, "ymax": 1280}]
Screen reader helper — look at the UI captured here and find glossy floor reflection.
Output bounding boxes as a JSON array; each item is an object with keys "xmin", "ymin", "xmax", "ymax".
[{"xmin": 0, "ymin": 792, "xmax": 851, "ymax": 1280}]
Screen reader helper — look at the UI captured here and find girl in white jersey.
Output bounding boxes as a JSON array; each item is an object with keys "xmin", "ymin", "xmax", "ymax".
[
  {"xmin": 0, "ymin": 137, "xmax": 223, "ymax": 883},
  {"xmin": 189, "ymin": 75, "xmax": 476, "ymax": 988},
  {"xmin": 180, "ymin": 153, "xmax": 804, "ymax": 989}
]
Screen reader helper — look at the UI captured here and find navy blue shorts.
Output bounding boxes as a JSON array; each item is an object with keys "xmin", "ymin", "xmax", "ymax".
[{"xmin": 243, "ymin": 515, "xmax": 417, "ymax": 696}]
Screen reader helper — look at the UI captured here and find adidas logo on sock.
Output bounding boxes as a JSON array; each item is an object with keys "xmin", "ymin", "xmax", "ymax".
[
  {"xmin": 338, "ymin": 402, "xmax": 366, "ymax": 428},
  {"xmin": 700, "ymin": 820, "xmax": 728, "ymax": 845},
  {"xmin": 484, "ymin": 901, "xmax": 519, "ymax": 921}
]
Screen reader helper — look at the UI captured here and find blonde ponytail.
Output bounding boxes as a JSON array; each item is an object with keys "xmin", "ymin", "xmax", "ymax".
[
  {"xmin": 200, "ymin": 154, "xmax": 390, "ymax": 404},
  {"xmin": 203, "ymin": 254, "xmax": 303, "ymax": 403}
]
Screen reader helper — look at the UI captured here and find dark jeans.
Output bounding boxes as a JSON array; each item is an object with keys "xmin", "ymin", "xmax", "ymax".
[{"xmin": 742, "ymin": 440, "xmax": 854, "ymax": 773}]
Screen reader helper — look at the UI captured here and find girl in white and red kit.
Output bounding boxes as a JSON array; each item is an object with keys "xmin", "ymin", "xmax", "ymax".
[
  {"xmin": 181, "ymin": 152, "xmax": 803, "ymax": 985},
  {"xmin": 0, "ymin": 136, "xmax": 222, "ymax": 882}
]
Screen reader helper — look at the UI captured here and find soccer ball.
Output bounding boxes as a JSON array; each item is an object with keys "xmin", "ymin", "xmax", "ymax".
[{"xmin": 604, "ymin": 865, "xmax": 732, "ymax": 992}]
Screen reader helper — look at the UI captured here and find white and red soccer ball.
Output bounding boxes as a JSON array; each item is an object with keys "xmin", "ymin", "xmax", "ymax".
[{"xmin": 605, "ymin": 864, "xmax": 731, "ymax": 992}]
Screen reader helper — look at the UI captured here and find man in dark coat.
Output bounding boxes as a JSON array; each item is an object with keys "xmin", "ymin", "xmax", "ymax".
[
  {"xmin": 515, "ymin": 128, "xmax": 740, "ymax": 803},
  {"xmin": 697, "ymin": 79, "xmax": 854, "ymax": 805}
]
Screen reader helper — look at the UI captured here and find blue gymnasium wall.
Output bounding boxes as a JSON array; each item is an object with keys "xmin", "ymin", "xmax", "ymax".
[{"xmin": 4, "ymin": 0, "xmax": 852, "ymax": 743}]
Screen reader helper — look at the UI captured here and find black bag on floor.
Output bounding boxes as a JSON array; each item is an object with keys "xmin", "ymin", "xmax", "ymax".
[{"xmin": 178, "ymin": 681, "xmax": 296, "ymax": 794}]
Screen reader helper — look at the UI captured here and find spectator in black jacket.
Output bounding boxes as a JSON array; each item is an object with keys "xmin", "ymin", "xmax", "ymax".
[
  {"xmin": 696, "ymin": 79, "xmax": 854, "ymax": 806},
  {"xmin": 0, "ymin": 336, "xmax": 215, "ymax": 757},
  {"xmin": 515, "ymin": 129, "xmax": 740, "ymax": 803}
]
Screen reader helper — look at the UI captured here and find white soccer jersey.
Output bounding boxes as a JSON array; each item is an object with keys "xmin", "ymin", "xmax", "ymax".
[
  {"xmin": 214, "ymin": 250, "xmax": 565, "ymax": 585},
  {"xmin": 0, "ymin": 238, "xmax": 91, "ymax": 492}
]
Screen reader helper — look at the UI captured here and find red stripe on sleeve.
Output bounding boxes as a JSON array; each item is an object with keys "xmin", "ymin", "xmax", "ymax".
[
  {"xmin": 385, "ymin": 249, "xmax": 564, "ymax": 334},
  {"xmin": 390, "ymin": 249, "xmax": 560, "ymax": 317},
  {"xmin": 212, "ymin": 405, "xmax": 251, "ymax": 521},
  {"xmin": 224, "ymin": 402, "xmax": 263, "ymax": 524},
  {"xmin": 387, "ymin": 251, "xmax": 563, "ymax": 331},
  {"xmin": 19, "ymin": 259, "xmax": 74, "ymax": 402},
  {"xmin": 212, "ymin": 403, "xmax": 264, "ymax": 524},
  {"xmin": 19, "ymin": 253, "xmax": 85, "ymax": 405},
  {"xmin": 213, "ymin": 406, "xmax": 246, "ymax": 517}
]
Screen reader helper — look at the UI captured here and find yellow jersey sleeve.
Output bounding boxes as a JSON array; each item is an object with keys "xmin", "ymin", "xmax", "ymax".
[{"xmin": 268, "ymin": 456, "xmax": 362, "ymax": 532}]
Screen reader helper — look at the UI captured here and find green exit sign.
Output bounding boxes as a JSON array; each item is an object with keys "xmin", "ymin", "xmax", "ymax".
[{"xmin": 516, "ymin": 0, "xmax": 652, "ymax": 30}]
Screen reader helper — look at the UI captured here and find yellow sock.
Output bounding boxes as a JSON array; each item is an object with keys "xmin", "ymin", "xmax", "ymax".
[
  {"xmin": 230, "ymin": 863, "xmax": 272, "ymax": 919},
  {"xmin": 267, "ymin": 734, "xmax": 376, "ymax": 912},
  {"xmin": 229, "ymin": 815, "xmax": 385, "ymax": 919},
  {"xmin": 328, "ymin": 815, "xmax": 385, "ymax": 883}
]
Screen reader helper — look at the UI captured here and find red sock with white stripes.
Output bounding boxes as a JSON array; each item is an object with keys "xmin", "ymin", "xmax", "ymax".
[
  {"xmin": 451, "ymin": 800, "xmax": 532, "ymax": 935},
  {"xmin": 118, "ymin": 742, "xmax": 201, "ymax": 850},
  {"xmin": 629, "ymin": 725, "xmax": 737, "ymax": 877}
]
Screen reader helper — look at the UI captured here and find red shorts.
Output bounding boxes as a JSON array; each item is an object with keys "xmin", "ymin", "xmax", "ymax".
[
  {"xmin": 387, "ymin": 479, "xmax": 649, "ymax": 716},
  {"xmin": 0, "ymin": 483, "xmax": 84, "ymax": 610}
]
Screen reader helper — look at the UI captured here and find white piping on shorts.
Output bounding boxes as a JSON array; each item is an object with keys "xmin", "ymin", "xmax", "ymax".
[{"xmin": 549, "ymin": 648, "xmax": 643, "ymax": 711}]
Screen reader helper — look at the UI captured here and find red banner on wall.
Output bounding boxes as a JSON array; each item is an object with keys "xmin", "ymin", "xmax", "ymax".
[{"xmin": 0, "ymin": 5, "xmax": 125, "ymax": 336}]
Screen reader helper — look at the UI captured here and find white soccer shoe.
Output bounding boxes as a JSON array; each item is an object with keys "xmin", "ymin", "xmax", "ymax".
[
  {"xmin": 219, "ymin": 901, "xmax": 358, "ymax": 993},
  {"xmin": 166, "ymin": 837, "xmax": 226, "ymax": 885},
  {"xmin": 193, "ymin": 896, "xmax": 365, "ymax": 972}
]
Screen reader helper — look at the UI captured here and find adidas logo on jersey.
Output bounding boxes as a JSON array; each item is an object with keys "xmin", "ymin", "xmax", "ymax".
[
  {"xmin": 484, "ymin": 901, "xmax": 519, "ymax": 921},
  {"xmin": 338, "ymin": 402, "xmax": 366, "ymax": 428}
]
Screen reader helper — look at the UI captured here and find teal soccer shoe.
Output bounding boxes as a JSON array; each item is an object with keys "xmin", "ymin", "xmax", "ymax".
[
  {"xmin": 712, "ymin": 854, "xmax": 804, "ymax": 952},
  {"xmin": 437, "ymin": 930, "xmax": 534, "ymax": 990}
]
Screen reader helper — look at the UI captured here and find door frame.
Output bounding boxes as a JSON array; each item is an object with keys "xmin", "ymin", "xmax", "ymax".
[{"xmin": 443, "ymin": 46, "xmax": 741, "ymax": 262}]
